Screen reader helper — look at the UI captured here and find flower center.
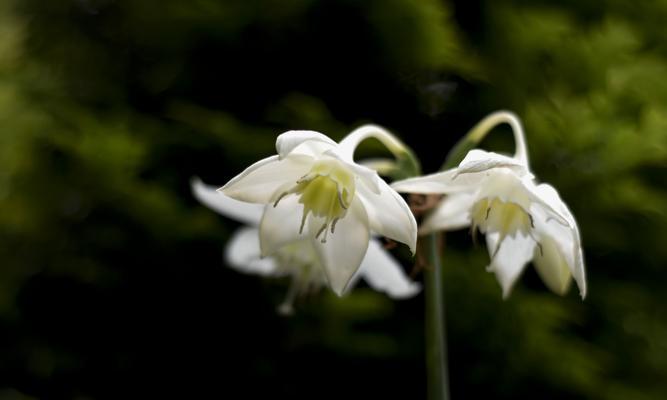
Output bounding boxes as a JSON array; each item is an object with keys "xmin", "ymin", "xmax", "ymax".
[
  {"xmin": 274, "ymin": 159, "xmax": 355, "ymax": 243},
  {"xmin": 471, "ymin": 197, "xmax": 533, "ymax": 238}
]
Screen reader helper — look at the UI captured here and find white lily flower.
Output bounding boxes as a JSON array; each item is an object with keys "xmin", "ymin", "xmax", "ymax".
[
  {"xmin": 192, "ymin": 179, "xmax": 420, "ymax": 314},
  {"xmin": 391, "ymin": 112, "xmax": 586, "ymax": 299},
  {"xmin": 217, "ymin": 127, "xmax": 418, "ymax": 296}
]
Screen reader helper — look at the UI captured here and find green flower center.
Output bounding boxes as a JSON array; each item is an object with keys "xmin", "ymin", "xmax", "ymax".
[
  {"xmin": 471, "ymin": 197, "xmax": 533, "ymax": 238},
  {"xmin": 274, "ymin": 159, "xmax": 356, "ymax": 243}
]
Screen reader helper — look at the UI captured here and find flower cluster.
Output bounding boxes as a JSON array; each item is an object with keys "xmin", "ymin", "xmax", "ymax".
[
  {"xmin": 193, "ymin": 112, "xmax": 587, "ymax": 311},
  {"xmin": 392, "ymin": 112, "xmax": 586, "ymax": 298}
]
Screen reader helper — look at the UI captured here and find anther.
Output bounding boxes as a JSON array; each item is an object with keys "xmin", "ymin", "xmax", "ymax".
[
  {"xmin": 485, "ymin": 207, "xmax": 491, "ymax": 220},
  {"xmin": 315, "ymin": 223, "xmax": 328, "ymax": 240},
  {"xmin": 529, "ymin": 214, "xmax": 535, "ymax": 228},
  {"xmin": 331, "ymin": 218, "xmax": 339, "ymax": 234},
  {"xmin": 299, "ymin": 212, "xmax": 308, "ymax": 234}
]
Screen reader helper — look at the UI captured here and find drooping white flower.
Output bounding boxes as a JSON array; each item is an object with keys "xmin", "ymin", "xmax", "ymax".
[
  {"xmin": 391, "ymin": 112, "xmax": 586, "ymax": 299},
  {"xmin": 192, "ymin": 179, "xmax": 420, "ymax": 314},
  {"xmin": 212, "ymin": 126, "xmax": 418, "ymax": 296}
]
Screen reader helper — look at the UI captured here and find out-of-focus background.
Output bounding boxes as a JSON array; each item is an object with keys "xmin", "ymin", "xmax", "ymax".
[{"xmin": 1, "ymin": 0, "xmax": 666, "ymax": 398}]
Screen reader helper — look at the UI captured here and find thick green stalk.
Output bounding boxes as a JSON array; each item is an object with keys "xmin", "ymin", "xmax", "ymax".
[{"xmin": 425, "ymin": 233, "xmax": 450, "ymax": 400}]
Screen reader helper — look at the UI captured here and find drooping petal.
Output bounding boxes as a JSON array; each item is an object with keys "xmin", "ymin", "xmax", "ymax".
[
  {"xmin": 455, "ymin": 149, "xmax": 528, "ymax": 177},
  {"xmin": 356, "ymin": 239, "xmax": 421, "ymax": 298},
  {"xmin": 191, "ymin": 178, "xmax": 263, "ymax": 226},
  {"xmin": 225, "ymin": 226, "xmax": 280, "ymax": 276},
  {"xmin": 310, "ymin": 197, "xmax": 371, "ymax": 296},
  {"xmin": 421, "ymin": 192, "xmax": 474, "ymax": 234},
  {"xmin": 356, "ymin": 179, "xmax": 417, "ymax": 253},
  {"xmin": 486, "ymin": 231, "xmax": 536, "ymax": 298},
  {"xmin": 276, "ymin": 130, "xmax": 337, "ymax": 159},
  {"xmin": 220, "ymin": 154, "xmax": 313, "ymax": 203},
  {"xmin": 531, "ymin": 183, "xmax": 586, "ymax": 298},
  {"xmin": 391, "ymin": 169, "xmax": 484, "ymax": 195},
  {"xmin": 259, "ymin": 195, "xmax": 306, "ymax": 257},
  {"xmin": 533, "ymin": 235, "xmax": 573, "ymax": 295}
]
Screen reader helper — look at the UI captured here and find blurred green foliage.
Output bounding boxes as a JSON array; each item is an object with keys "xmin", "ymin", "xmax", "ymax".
[{"xmin": 0, "ymin": 0, "xmax": 666, "ymax": 398}]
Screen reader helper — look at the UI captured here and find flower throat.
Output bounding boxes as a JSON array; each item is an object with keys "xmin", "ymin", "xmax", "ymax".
[{"xmin": 273, "ymin": 159, "xmax": 356, "ymax": 243}]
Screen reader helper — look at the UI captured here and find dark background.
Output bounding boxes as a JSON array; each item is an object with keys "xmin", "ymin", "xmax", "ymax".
[{"xmin": 1, "ymin": 0, "xmax": 667, "ymax": 398}]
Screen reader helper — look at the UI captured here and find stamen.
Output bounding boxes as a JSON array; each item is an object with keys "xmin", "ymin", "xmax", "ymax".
[
  {"xmin": 490, "ymin": 235, "xmax": 505, "ymax": 261},
  {"xmin": 273, "ymin": 191, "xmax": 289, "ymax": 208},
  {"xmin": 331, "ymin": 218, "xmax": 339, "ymax": 234},
  {"xmin": 296, "ymin": 173, "xmax": 315, "ymax": 185},
  {"xmin": 537, "ymin": 242, "xmax": 544, "ymax": 256},
  {"xmin": 299, "ymin": 211, "xmax": 309, "ymax": 234},
  {"xmin": 470, "ymin": 224, "xmax": 479, "ymax": 246},
  {"xmin": 277, "ymin": 274, "xmax": 300, "ymax": 316},
  {"xmin": 529, "ymin": 214, "xmax": 535, "ymax": 228},
  {"xmin": 337, "ymin": 190, "xmax": 348, "ymax": 210},
  {"xmin": 485, "ymin": 207, "xmax": 491, "ymax": 220},
  {"xmin": 315, "ymin": 223, "xmax": 328, "ymax": 241}
]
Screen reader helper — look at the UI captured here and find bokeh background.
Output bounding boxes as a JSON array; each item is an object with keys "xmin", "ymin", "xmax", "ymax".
[{"xmin": 1, "ymin": 0, "xmax": 666, "ymax": 398}]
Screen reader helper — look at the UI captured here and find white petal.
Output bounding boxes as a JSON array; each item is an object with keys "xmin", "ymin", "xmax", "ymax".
[
  {"xmin": 486, "ymin": 232, "xmax": 536, "ymax": 298},
  {"xmin": 357, "ymin": 239, "xmax": 421, "ymax": 298},
  {"xmin": 456, "ymin": 149, "xmax": 528, "ymax": 177},
  {"xmin": 310, "ymin": 197, "xmax": 370, "ymax": 296},
  {"xmin": 224, "ymin": 227, "xmax": 280, "ymax": 276},
  {"xmin": 220, "ymin": 154, "xmax": 313, "ymax": 203},
  {"xmin": 421, "ymin": 192, "xmax": 474, "ymax": 234},
  {"xmin": 356, "ymin": 179, "xmax": 417, "ymax": 253},
  {"xmin": 531, "ymin": 183, "xmax": 586, "ymax": 298},
  {"xmin": 533, "ymin": 236, "xmax": 573, "ymax": 295},
  {"xmin": 191, "ymin": 178, "xmax": 263, "ymax": 226},
  {"xmin": 259, "ymin": 195, "xmax": 305, "ymax": 257},
  {"xmin": 275, "ymin": 130, "xmax": 337, "ymax": 159},
  {"xmin": 520, "ymin": 180, "xmax": 571, "ymax": 228},
  {"xmin": 391, "ymin": 169, "xmax": 484, "ymax": 195}
]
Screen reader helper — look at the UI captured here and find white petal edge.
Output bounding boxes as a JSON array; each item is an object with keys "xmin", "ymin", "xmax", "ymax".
[
  {"xmin": 224, "ymin": 226, "xmax": 280, "ymax": 276},
  {"xmin": 486, "ymin": 232, "xmax": 536, "ymax": 299},
  {"xmin": 531, "ymin": 183, "xmax": 586, "ymax": 298},
  {"xmin": 420, "ymin": 192, "xmax": 474, "ymax": 234},
  {"xmin": 456, "ymin": 149, "xmax": 529, "ymax": 177},
  {"xmin": 191, "ymin": 178, "xmax": 263, "ymax": 226},
  {"xmin": 356, "ymin": 179, "xmax": 417, "ymax": 253},
  {"xmin": 357, "ymin": 239, "xmax": 421, "ymax": 298},
  {"xmin": 276, "ymin": 130, "xmax": 337, "ymax": 159},
  {"xmin": 310, "ymin": 196, "xmax": 370, "ymax": 296},
  {"xmin": 219, "ymin": 154, "xmax": 313, "ymax": 203},
  {"xmin": 391, "ymin": 169, "xmax": 485, "ymax": 195}
]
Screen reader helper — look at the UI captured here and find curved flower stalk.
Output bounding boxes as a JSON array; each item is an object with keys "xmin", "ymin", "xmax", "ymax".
[
  {"xmin": 391, "ymin": 111, "xmax": 587, "ymax": 299},
  {"xmin": 192, "ymin": 179, "xmax": 420, "ymax": 314},
  {"xmin": 213, "ymin": 125, "xmax": 418, "ymax": 297}
]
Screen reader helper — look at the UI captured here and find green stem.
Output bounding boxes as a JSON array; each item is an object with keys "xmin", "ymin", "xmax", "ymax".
[{"xmin": 425, "ymin": 233, "xmax": 450, "ymax": 400}]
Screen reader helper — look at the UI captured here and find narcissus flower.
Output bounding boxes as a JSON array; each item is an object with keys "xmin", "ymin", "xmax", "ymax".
[
  {"xmin": 192, "ymin": 179, "xmax": 420, "ymax": 314},
  {"xmin": 391, "ymin": 112, "xmax": 586, "ymax": 299},
  {"xmin": 217, "ymin": 127, "xmax": 418, "ymax": 296}
]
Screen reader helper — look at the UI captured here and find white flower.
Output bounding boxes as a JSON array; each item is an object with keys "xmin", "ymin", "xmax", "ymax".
[
  {"xmin": 391, "ymin": 112, "xmax": 586, "ymax": 299},
  {"xmin": 214, "ymin": 126, "xmax": 418, "ymax": 296},
  {"xmin": 192, "ymin": 179, "xmax": 420, "ymax": 314}
]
